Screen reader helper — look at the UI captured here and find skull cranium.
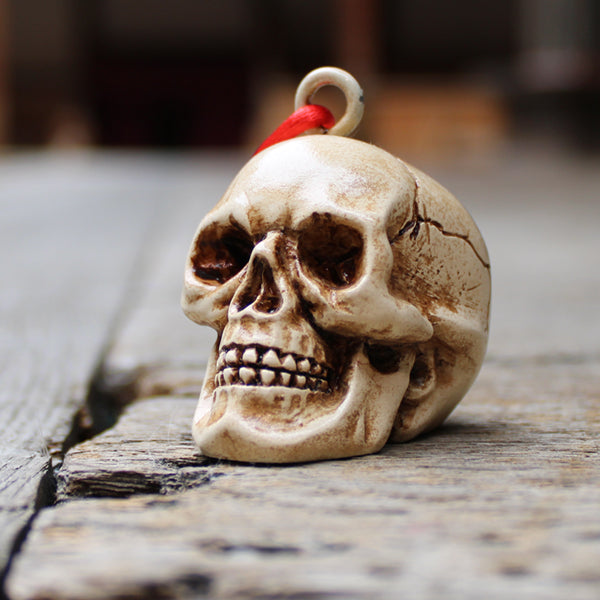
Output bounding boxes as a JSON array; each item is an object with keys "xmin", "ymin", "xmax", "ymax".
[{"xmin": 182, "ymin": 135, "xmax": 490, "ymax": 463}]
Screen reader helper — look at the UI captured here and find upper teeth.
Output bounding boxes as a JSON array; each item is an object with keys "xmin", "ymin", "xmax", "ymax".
[{"xmin": 214, "ymin": 344, "xmax": 330, "ymax": 392}]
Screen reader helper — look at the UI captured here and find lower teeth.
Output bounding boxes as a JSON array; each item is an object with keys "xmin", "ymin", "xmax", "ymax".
[{"xmin": 216, "ymin": 367, "xmax": 327, "ymax": 391}]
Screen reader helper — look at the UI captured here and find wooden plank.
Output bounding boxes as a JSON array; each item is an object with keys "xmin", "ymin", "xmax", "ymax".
[
  {"xmin": 5, "ymin": 360, "xmax": 600, "ymax": 600},
  {"xmin": 0, "ymin": 452, "xmax": 52, "ymax": 570},
  {"xmin": 0, "ymin": 153, "xmax": 202, "ymax": 576},
  {"xmin": 56, "ymin": 397, "xmax": 205, "ymax": 499},
  {"xmin": 0, "ymin": 154, "xmax": 171, "ymax": 452}
]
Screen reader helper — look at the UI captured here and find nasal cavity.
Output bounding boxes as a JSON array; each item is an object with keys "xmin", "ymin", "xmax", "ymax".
[{"xmin": 235, "ymin": 258, "xmax": 282, "ymax": 314}]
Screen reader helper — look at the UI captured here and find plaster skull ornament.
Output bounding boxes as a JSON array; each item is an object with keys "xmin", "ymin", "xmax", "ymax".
[{"xmin": 182, "ymin": 69, "xmax": 490, "ymax": 463}]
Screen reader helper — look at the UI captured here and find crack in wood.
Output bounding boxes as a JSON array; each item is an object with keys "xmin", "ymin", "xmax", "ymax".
[
  {"xmin": 58, "ymin": 465, "xmax": 223, "ymax": 500},
  {"xmin": 0, "ymin": 459, "xmax": 56, "ymax": 600}
]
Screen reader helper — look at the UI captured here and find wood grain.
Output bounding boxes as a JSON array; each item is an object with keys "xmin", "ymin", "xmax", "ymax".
[
  {"xmin": 0, "ymin": 154, "xmax": 233, "ymax": 578},
  {"xmin": 0, "ymin": 452, "xmax": 52, "ymax": 570},
  {"xmin": 6, "ymin": 361, "xmax": 600, "ymax": 600}
]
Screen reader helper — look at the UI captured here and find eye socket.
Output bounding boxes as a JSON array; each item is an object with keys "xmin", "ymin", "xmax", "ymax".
[
  {"xmin": 298, "ymin": 215, "xmax": 363, "ymax": 287},
  {"xmin": 191, "ymin": 225, "xmax": 253, "ymax": 284}
]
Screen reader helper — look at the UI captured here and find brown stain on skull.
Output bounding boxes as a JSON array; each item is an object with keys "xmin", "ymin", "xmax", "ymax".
[{"xmin": 390, "ymin": 225, "xmax": 489, "ymax": 317}]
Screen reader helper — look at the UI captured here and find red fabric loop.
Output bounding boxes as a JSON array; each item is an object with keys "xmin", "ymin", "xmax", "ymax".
[{"xmin": 253, "ymin": 104, "xmax": 336, "ymax": 156}]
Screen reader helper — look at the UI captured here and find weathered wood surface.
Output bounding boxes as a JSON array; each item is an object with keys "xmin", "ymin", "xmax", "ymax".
[
  {"xmin": 2, "ymin": 149, "xmax": 600, "ymax": 599},
  {"xmin": 0, "ymin": 154, "xmax": 152, "ymax": 575},
  {"xmin": 0, "ymin": 153, "xmax": 237, "ymax": 583},
  {"xmin": 7, "ymin": 360, "xmax": 600, "ymax": 600}
]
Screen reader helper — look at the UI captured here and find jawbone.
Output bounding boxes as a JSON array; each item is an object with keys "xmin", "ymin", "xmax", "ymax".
[{"xmin": 192, "ymin": 342, "xmax": 415, "ymax": 463}]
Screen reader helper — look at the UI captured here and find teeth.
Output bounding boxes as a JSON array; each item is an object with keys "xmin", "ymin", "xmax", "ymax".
[
  {"xmin": 239, "ymin": 367, "xmax": 256, "ymax": 384},
  {"xmin": 223, "ymin": 367, "xmax": 237, "ymax": 385},
  {"xmin": 262, "ymin": 349, "xmax": 281, "ymax": 369},
  {"xmin": 297, "ymin": 358, "xmax": 311, "ymax": 373},
  {"xmin": 242, "ymin": 347, "xmax": 258, "ymax": 365},
  {"xmin": 282, "ymin": 354, "xmax": 296, "ymax": 371},
  {"xmin": 225, "ymin": 348, "xmax": 240, "ymax": 366},
  {"xmin": 216, "ymin": 345, "xmax": 330, "ymax": 391},
  {"xmin": 260, "ymin": 369, "xmax": 276, "ymax": 386}
]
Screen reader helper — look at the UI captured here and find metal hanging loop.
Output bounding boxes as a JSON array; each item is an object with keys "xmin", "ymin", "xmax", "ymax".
[{"xmin": 294, "ymin": 67, "xmax": 364, "ymax": 138}]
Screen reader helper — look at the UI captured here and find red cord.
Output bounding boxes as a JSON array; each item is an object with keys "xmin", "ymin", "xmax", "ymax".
[{"xmin": 253, "ymin": 104, "xmax": 335, "ymax": 155}]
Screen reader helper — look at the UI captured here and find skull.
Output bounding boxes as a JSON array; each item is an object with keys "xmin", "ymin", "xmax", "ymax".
[{"xmin": 182, "ymin": 135, "xmax": 490, "ymax": 463}]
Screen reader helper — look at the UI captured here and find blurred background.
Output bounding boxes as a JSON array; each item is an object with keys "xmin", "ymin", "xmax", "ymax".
[{"xmin": 0, "ymin": 0, "xmax": 599, "ymax": 161}]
